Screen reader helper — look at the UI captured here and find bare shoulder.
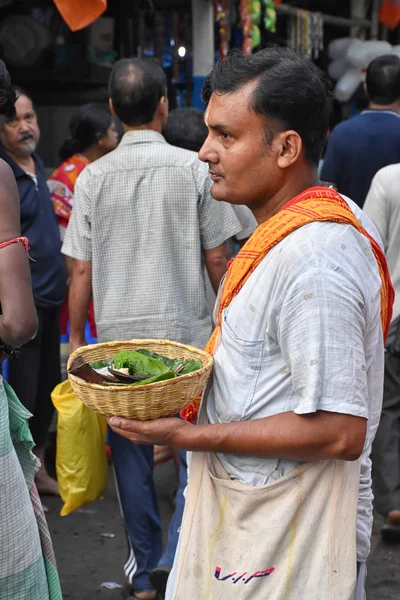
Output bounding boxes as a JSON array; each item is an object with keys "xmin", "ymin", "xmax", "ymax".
[{"xmin": 0, "ymin": 158, "xmax": 18, "ymax": 197}]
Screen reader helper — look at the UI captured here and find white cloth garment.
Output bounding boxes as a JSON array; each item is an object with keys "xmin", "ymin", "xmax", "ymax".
[{"xmin": 364, "ymin": 163, "xmax": 400, "ymax": 321}]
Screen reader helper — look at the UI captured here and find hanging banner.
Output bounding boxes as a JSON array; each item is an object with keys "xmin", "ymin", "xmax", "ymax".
[{"xmin": 53, "ymin": 0, "xmax": 107, "ymax": 32}]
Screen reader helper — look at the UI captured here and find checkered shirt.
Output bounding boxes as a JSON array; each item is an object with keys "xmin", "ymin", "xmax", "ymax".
[{"xmin": 62, "ymin": 130, "xmax": 241, "ymax": 348}]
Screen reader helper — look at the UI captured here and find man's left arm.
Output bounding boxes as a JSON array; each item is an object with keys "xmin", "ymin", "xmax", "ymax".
[{"xmin": 108, "ymin": 410, "xmax": 366, "ymax": 461}]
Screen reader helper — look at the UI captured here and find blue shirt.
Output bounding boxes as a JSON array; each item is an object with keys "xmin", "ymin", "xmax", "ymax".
[
  {"xmin": 0, "ymin": 148, "xmax": 66, "ymax": 307},
  {"xmin": 321, "ymin": 110, "xmax": 400, "ymax": 208}
]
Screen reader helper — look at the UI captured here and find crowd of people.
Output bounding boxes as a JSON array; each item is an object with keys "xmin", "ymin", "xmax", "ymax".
[{"xmin": 0, "ymin": 44, "xmax": 400, "ymax": 600}]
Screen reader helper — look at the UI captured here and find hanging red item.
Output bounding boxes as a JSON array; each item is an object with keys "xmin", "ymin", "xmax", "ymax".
[
  {"xmin": 379, "ymin": 0, "xmax": 400, "ymax": 30},
  {"xmin": 53, "ymin": 0, "xmax": 107, "ymax": 31}
]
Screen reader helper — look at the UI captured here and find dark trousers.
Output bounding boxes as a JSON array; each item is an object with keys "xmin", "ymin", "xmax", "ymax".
[
  {"xmin": 8, "ymin": 306, "xmax": 61, "ymax": 448},
  {"xmin": 109, "ymin": 427, "xmax": 187, "ymax": 592},
  {"xmin": 372, "ymin": 348, "xmax": 400, "ymax": 516}
]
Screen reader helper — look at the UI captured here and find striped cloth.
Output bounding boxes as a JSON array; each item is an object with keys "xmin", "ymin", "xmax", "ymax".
[{"xmin": 0, "ymin": 378, "xmax": 62, "ymax": 600}]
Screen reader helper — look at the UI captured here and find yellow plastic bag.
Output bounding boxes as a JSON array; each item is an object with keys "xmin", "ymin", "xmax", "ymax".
[{"xmin": 51, "ymin": 380, "xmax": 108, "ymax": 516}]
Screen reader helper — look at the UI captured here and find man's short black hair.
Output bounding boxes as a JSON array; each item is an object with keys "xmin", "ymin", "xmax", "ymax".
[
  {"xmin": 202, "ymin": 47, "xmax": 332, "ymax": 166},
  {"xmin": 163, "ymin": 108, "xmax": 208, "ymax": 152},
  {"xmin": 366, "ymin": 54, "xmax": 400, "ymax": 105},
  {"xmin": 109, "ymin": 57, "xmax": 167, "ymax": 126}
]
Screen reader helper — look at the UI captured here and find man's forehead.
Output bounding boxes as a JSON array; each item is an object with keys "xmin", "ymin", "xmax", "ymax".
[
  {"xmin": 204, "ymin": 83, "xmax": 258, "ymax": 127},
  {"xmin": 15, "ymin": 95, "xmax": 34, "ymax": 113}
]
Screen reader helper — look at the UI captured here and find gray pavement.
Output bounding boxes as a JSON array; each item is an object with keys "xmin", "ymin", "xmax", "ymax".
[
  {"xmin": 46, "ymin": 461, "xmax": 177, "ymax": 600},
  {"xmin": 45, "ymin": 460, "xmax": 400, "ymax": 600}
]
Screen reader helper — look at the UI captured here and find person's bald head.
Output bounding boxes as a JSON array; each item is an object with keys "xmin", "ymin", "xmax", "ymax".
[{"xmin": 108, "ymin": 58, "xmax": 168, "ymax": 127}]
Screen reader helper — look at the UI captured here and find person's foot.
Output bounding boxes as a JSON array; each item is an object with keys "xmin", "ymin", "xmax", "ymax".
[
  {"xmin": 149, "ymin": 565, "xmax": 171, "ymax": 598},
  {"xmin": 33, "ymin": 447, "xmax": 60, "ymax": 496},
  {"xmin": 121, "ymin": 582, "xmax": 157, "ymax": 599},
  {"xmin": 35, "ymin": 469, "xmax": 60, "ymax": 496},
  {"xmin": 381, "ymin": 510, "xmax": 400, "ymax": 542}
]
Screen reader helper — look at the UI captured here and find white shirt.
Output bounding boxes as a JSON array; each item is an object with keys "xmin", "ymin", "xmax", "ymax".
[
  {"xmin": 363, "ymin": 163, "xmax": 400, "ymax": 321},
  {"xmin": 207, "ymin": 196, "xmax": 384, "ymax": 563}
]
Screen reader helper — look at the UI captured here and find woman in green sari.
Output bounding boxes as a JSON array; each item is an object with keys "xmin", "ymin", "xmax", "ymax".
[{"xmin": 0, "ymin": 60, "xmax": 62, "ymax": 600}]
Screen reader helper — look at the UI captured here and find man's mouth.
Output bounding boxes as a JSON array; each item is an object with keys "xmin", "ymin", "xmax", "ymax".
[
  {"xmin": 18, "ymin": 133, "xmax": 34, "ymax": 143},
  {"xmin": 209, "ymin": 170, "xmax": 223, "ymax": 181}
]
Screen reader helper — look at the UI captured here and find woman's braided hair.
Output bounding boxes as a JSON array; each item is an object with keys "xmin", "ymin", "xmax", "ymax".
[{"xmin": 0, "ymin": 59, "xmax": 16, "ymax": 118}]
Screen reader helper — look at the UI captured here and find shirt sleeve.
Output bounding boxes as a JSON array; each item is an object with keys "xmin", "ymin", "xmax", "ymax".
[
  {"xmin": 277, "ymin": 265, "xmax": 369, "ymax": 419},
  {"xmin": 198, "ymin": 175, "xmax": 242, "ymax": 250},
  {"xmin": 363, "ymin": 170, "xmax": 390, "ymax": 252},
  {"xmin": 61, "ymin": 169, "xmax": 92, "ymax": 262}
]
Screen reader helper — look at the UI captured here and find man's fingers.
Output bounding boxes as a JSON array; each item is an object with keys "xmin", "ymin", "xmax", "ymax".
[{"xmin": 107, "ymin": 416, "xmax": 139, "ymax": 430}]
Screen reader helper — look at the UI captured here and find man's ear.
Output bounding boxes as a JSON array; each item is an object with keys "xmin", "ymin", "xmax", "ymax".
[
  {"xmin": 109, "ymin": 99, "xmax": 117, "ymax": 117},
  {"xmin": 159, "ymin": 96, "xmax": 169, "ymax": 121},
  {"xmin": 274, "ymin": 130, "xmax": 303, "ymax": 169}
]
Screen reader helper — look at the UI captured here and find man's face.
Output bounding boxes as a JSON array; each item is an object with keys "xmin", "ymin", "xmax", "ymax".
[
  {"xmin": 0, "ymin": 95, "xmax": 40, "ymax": 158},
  {"xmin": 199, "ymin": 82, "xmax": 283, "ymax": 210}
]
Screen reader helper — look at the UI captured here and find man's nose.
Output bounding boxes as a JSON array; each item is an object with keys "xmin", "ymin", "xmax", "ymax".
[{"xmin": 199, "ymin": 134, "xmax": 218, "ymax": 164}]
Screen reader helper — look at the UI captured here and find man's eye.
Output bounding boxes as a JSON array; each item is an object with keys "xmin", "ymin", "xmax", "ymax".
[{"xmin": 221, "ymin": 132, "xmax": 230, "ymax": 140}]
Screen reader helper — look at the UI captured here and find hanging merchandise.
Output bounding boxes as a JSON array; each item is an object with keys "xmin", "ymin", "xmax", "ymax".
[
  {"xmin": 214, "ymin": 0, "xmax": 231, "ymax": 58},
  {"xmin": 288, "ymin": 9, "xmax": 323, "ymax": 59},
  {"xmin": 263, "ymin": 0, "xmax": 277, "ymax": 33},
  {"xmin": 298, "ymin": 10, "xmax": 311, "ymax": 56},
  {"xmin": 310, "ymin": 12, "xmax": 323, "ymax": 59},
  {"xmin": 241, "ymin": 0, "xmax": 253, "ymax": 55},
  {"xmin": 240, "ymin": 0, "xmax": 263, "ymax": 55}
]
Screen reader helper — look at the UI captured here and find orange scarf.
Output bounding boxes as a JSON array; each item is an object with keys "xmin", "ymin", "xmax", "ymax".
[{"xmin": 181, "ymin": 186, "xmax": 394, "ymax": 423}]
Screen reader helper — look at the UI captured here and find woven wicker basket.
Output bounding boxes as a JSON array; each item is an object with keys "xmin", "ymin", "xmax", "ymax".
[{"xmin": 67, "ymin": 339, "xmax": 213, "ymax": 420}]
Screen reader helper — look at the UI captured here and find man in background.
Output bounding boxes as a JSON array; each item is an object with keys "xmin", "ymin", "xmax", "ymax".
[
  {"xmin": 364, "ymin": 165, "xmax": 400, "ymax": 541},
  {"xmin": 0, "ymin": 88, "xmax": 66, "ymax": 505},
  {"xmin": 321, "ymin": 54, "xmax": 400, "ymax": 207},
  {"xmin": 163, "ymin": 107, "xmax": 257, "ymax": 247},
  {"xmin": 62, "ymin": 58, "xmax": 240, "ymax": 600}
]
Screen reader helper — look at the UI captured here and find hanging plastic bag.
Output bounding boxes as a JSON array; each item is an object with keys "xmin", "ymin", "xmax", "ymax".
[{"xmin": 51, "ymin": 380, "xmax": 108, "ymax": 516}]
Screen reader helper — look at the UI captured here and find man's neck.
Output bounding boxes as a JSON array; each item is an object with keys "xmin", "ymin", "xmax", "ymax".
[
  {"xmin": 367, "ymin": 101, "xmax": 400, "ymax": 114},
  {"xmin": 123, "ymin": 120, "xmax": 163, "ymax": 135},
  {"xmin": 252, "ymin": 169, "xmax": 319, "ymax": 225},
  {"xmin": 6, "ymin": 150, "xmax": 35, "ymax": 173}
]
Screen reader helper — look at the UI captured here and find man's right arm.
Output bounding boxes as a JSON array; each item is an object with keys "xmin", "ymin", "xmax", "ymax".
[
  {"xmin": 68, "ymin": 259, "xmax": 92, "ymax": 352},
  {"xmin": 61, "ymin": 169, "xmax": 93, "ymax": 352}
]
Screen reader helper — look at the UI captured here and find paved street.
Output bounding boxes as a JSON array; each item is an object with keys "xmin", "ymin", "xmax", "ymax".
[{"xmin": 45, "ymin": 459, "xmax": 400, "ymax": 600}]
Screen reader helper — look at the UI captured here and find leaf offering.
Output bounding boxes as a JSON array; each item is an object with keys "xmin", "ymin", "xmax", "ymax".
[{"xmin": 113, "ymin": 350, "xmax": 168, "ymax": 377}]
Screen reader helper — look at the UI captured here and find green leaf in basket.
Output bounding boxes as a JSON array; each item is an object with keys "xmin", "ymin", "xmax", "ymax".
[
  {"xmin": 131, "ymin": 371, "xmax": 177, "ymax": 386},
  {"xmin": 178, "ymin": 358, "xmax": 202, "ymax": 374},
  {"xmin": 136, "ymin": 349, "xmax": 184, "ymax": 371},
  {"xmin": 113, "ymin": 350, "xmax": 168, "ymax": 377},
  {"xmin": 90, "ymin": 359, "xmax": 113, "ymax": 370},
  {"xmin": 136, "ymin": 349, "xmax": 202, "ymax": 375}
]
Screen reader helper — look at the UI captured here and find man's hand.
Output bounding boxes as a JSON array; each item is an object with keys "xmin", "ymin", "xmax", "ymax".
[
  {"xmin": 107, "ymin": 416, "xmax": 191, "ymax": 446},
  {"xmin": 69, "ymin": 337, "xmax": 88, "ymax": 354}
]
